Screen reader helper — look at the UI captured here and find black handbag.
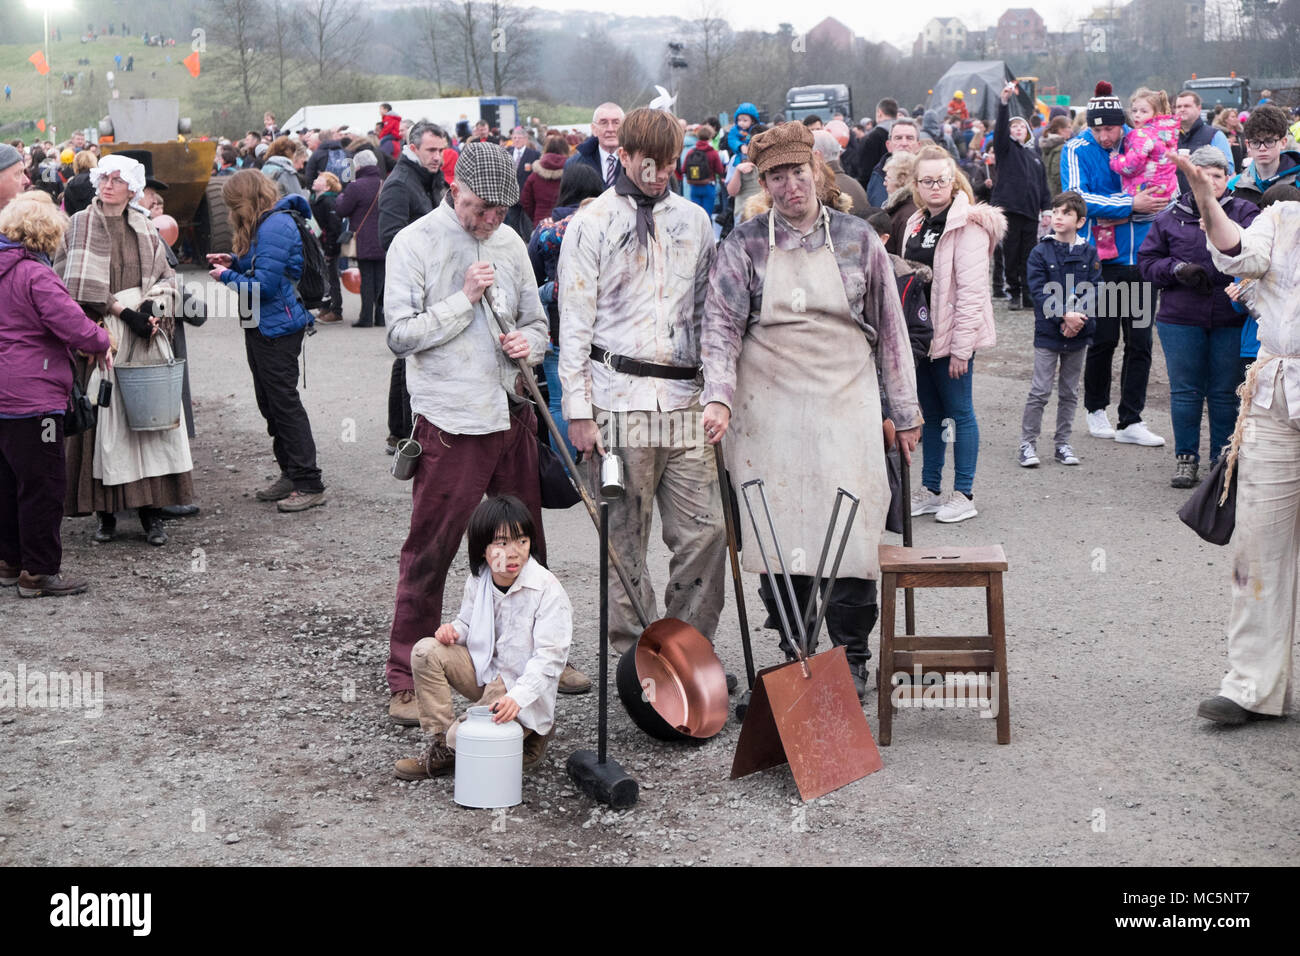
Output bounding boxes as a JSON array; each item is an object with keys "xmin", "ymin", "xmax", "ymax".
[
  {"xmin": 64, "ymin": 359, "xmax": 97, "ymax": 437},
  {"xmin": 538, "ymin": 436, "xmax": 581, "ymax": 509},
  {"xmin": 1178, "ymin": 454, "xmax": 1237, "ymax": 545}
]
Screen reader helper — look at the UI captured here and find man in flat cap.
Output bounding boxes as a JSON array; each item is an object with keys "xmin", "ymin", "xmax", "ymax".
[
  {"xmin": 382, "ymin": 141, "xmax": 553, "ymax": 725},
  {"xmin": 558, "ymin": 106, "xmax": 727, "ymax": 658},
  {"xmin": 701, "ymin": 121, "xmax": 921, "ymax": 700}
]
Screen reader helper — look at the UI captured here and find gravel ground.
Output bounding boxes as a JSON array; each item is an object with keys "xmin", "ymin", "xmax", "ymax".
[{"xmin": 2, "ymin": 272, "xmax": 1296, "ymax": 866}]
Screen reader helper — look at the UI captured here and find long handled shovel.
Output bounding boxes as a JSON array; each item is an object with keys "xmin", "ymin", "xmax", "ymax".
[
  {"xmin": 714, "ymin": 444, "xmax": 756, "ymax": 721},
  {"xmin": 567, "ymin": 500, "xmax": 638, "ymax": 809},
  {"xmin": 730, "ymin": 479, "xmax": 882, "ymax": 801}
]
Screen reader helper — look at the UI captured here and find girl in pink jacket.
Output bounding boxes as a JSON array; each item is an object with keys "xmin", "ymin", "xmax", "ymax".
[
  {"xmin": 1098, "ymin": 87, "xmax": 1179, "ymax": 259},
  {"xmin": 904, "ymin": 146, "xmax": 1006, "ymax": 524}
]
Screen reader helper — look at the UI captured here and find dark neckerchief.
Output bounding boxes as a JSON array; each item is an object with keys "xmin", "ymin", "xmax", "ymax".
[{"xmin": 613, "ymin": 168, "xmax": 667, "ymax": 248}]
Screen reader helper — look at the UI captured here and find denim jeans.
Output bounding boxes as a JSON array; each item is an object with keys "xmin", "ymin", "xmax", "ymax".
[
  {"xmin": 916, "ymin": 355, "xmax": 979, "ymax": 495},
  {"xmin": 1156, "ymin": 322, "xmax": 1244, "ymax": 462},
  {"xmin": 541, "ymin": 346, "xmax": 575, "ymax": 459}
]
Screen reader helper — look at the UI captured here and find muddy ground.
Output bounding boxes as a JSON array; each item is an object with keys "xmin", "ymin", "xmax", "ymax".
[{"xmin": 2, "ymin": 272, "xmax": 1296, "ymax": 866}]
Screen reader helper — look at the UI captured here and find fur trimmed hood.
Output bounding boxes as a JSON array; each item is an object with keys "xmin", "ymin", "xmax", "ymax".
[
  {"xmin": 741, "ymin": 191, "xmax": 852, "ymax": 222},
  {"xmin": 533, "ymin": 152, "xmax": 566, "ymax": 179},
  {"xmin": 884, "ymin": 186, "xmax": 913, "ymax": 214}
]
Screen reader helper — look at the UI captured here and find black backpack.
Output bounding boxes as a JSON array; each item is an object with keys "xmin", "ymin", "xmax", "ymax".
[
  {"xmin": 260, "ymin": 208, "xmax": 328, "ymax": 310},
  {"xmin": 683, "ymin": 144, "xmax": 714, "ymax": 185},
  {"xmin": 896, "ymin": 272, "xmax": 933, "ymax": 364}
]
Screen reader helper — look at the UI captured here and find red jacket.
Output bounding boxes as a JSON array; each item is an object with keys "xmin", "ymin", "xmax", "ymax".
[
  {"xmin": 521, "ymin": 153, "xmax": 566, "ymax": 223},
  {"xmin": 379, "ymin": 113, "xmax": 402, "ymax": 159}
]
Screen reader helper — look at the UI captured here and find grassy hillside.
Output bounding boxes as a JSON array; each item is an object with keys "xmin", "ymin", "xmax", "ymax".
[{"xmin": 0, "ymin": 38, "xmax": 593, "ymax": 142}]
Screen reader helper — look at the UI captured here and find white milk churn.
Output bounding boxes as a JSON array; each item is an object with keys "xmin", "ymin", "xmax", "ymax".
[{"xmin": 453, "ymin": 706, "xmax": 523, "ymax": 808}]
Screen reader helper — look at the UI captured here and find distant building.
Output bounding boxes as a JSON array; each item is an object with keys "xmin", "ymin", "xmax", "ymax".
[
  {"xmin": 914, "ymin": 17, "xmax": 969, "ymax": 57},
  {"xmin": 997, "ymin": 8, "xmax": 1047, "ymax": 55},
  {"xmin": 1079, "ymin": 0, "xmax": 1206, "ymax": 53},
  {"xmin": 807, "ymin": 16, "xmax": 855, "ymax": 51}
]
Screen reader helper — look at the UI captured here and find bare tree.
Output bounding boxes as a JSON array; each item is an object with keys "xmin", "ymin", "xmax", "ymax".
[
  {"xmin": 268, "ymin": 0, "xmax": 295, "ymax": 111},
  {"xmin": 207, "ymin": 0, "xmax": 267, "ymax": 109},
  {"xmin": 449, "ymin": 0, "xmax": 487, "ymax": 93},
  {"xmin": 296, "ymin": 0, "xmax": 366, "ymax": 85},
  {"xmin": 407, "ymin": 0, "xmax": 451, "ymax": 96},
  {"xmin": 485, "ymin": 0, "xmax": 536, "ymax": 96}
]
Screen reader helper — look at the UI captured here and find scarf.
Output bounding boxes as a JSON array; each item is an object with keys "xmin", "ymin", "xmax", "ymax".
[
  {"xmin": 466, "ymin": 569, "xmax": 499, "ymax": 686},
  {"xmin": 54, "ymin": 199, "xmax": 180, "ymax": 322},
  {"xmin": 613, "ymin": 168, "xmax": 666, "ymax": 248}
]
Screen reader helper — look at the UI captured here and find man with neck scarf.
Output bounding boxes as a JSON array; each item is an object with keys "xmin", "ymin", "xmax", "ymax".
[{"xmin": 558, "ymin": 107, "xmax": 728, "ymax": 659}]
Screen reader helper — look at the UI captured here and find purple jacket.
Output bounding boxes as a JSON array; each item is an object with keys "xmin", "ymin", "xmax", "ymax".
[
  {"xmin": 334, "ymin": 165, "xmax": 384, "ymax": 261},
  {"xmin": 1138, "ymin": 194, "xmax": 1259, "ymax": 329},
  {"xmin": 0, "ymin": 236, "xmax": 110, "ymax": 417}
]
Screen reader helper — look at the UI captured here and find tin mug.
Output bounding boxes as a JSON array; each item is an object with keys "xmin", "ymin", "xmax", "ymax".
[
  {"xmin": 600, "ymin": 451, "xmax": 625, "ymax": 498},
  {"xmin": 391, "ymin": 438, "xmax": 422, "ymax": 481}
]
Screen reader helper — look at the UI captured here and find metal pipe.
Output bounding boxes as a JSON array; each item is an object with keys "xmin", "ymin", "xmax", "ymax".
[
  {"xmin": 806, "ymin": 489, "xmax": 860, "ymax": 651},
  {"xmin": 741, "ymin": 479, "xmax": 810, "ymax": 673}
]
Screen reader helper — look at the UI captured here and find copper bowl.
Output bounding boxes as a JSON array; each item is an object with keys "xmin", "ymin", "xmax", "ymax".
[{"xmin": 615, "ymin": 618, "xmax": 729, "ymax": 741}]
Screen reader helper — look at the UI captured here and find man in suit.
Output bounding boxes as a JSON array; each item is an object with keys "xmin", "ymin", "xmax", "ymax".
[
  {"xmin": 565, "ymin": 103, "xmax": 625, "ymax": 189},
  {"xmin": 505, "ymin": 126, "xmax": 540, "ymax": 238}
]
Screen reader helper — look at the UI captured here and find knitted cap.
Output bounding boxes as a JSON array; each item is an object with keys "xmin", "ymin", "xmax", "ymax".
[
  {"xmin": 1088, "ymin": 81, "xmax": 1125, "ymax": 128},
  {"xmin": 0, "ymin": 143, "xmax": 22, "ymax": 173},
  {"xmin": 454, "ymin": 141, "xmax": 519, "ymax": 206},
  {"xmin": 748, "ymin": 121, "xmax": 814, "ymax": 175}
]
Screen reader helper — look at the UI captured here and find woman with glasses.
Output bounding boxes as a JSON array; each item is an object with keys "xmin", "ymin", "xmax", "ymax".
[
  {"xmin": 905, "ymin": 145, "xmax": 1006, "ymax": 524},
  {"xmin": 1228, "ymin": 105, "xmax": 1300, "ymax": 206}
]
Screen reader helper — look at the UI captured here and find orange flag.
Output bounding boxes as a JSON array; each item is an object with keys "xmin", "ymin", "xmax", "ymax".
[
  {"xmin": 37, "ymin": 119, "xmax": 46, "ymax": 133},
  {"xmin": 183, "ymin": 51, "xmax": 200, "ymax": 78},
  {"xmin": 29, "ymin": 50, "xmax": 50, "ymax": 75}
]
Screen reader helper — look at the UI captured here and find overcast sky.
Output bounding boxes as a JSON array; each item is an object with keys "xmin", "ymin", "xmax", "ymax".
[{"xmin": 520, "ymin": 0, "xmax": 1088, "ymax": 50}]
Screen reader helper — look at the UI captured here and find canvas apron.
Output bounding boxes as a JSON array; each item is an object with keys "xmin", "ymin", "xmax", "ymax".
[
  {"xmin": 86, "ymin": 288, "xmax": 193, "ymax": 487},
  {"xmin": 727, "ymin": 208, "xmax": 888, "ymax": 580}
]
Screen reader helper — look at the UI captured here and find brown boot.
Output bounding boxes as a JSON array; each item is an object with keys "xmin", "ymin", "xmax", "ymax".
[
  {"xmin": 522, "ymin": 730, "xmax": 552, "ymax": 771},
  {"xmin": 388, "ymin": 689, "xmax": 420, "ymax": 726},
  {"xmin": 558, "ymin": 661, "xmax": 592, "ymax": 695},
  {"xmin": 17, "ymin": 571, "xmax": 89, "ymax": 598},
  {"xmin": 394, "ymin": 732, "xmax": 455, "ymax": 780},
  {"xmin": 276, "ymin": 490, "xmax": 327, "ymax": 513},
  {"xmin": 0, "ymin": 559, "xmax": 19, "ymax": 587},
  {"xmin": 255, "ymin": 475, "xmax": 294, "ymax": 501}
]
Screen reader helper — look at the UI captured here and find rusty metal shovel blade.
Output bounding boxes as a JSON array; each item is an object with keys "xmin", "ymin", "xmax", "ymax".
[{"xmin": 730, "ymin": 645, "xmax": 882, "ymax": 801}]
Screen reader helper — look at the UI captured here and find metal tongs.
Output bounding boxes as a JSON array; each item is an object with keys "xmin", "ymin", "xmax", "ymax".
[{"xmin": 741, "ymin": 479, "xmax": 860, "ymax": 679}]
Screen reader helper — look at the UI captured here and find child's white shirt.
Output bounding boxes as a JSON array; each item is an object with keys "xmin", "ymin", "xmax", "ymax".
[{"xmin": 451, "ymin": 558, "xmax": 573, "ymax": 735}]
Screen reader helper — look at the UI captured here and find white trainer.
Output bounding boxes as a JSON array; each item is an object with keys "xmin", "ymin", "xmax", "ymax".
[
  {"xmin": 1114, "ymin": 421, "xmax": 1166, "ymax": 446},
  {"xmin": 910, "ymin": 487, "xmax": 943, "ymax": 516},
  {"xmin": 935, "ymin": 490, "xmax": 978, "ymax": 523},
  {"xmin": 1086, "ymin": 409, "xmax": 1115, "ymax": 438}
]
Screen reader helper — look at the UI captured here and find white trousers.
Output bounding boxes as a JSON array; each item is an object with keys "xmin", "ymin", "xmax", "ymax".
[{"xmin": 1220, "ymin": 377, "xmax": 1298, "ymax": 715}]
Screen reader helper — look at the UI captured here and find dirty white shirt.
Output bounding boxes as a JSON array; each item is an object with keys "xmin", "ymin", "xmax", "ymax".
[
  {"xmin": 450, "ymin": 558, "xmax": 572, "ymax": 735},
  {"xmin": 1208, "ymin": 204, "xmax": 1300, "ymax": 418},
  {"xmin": 557, "ymin": 188, "xmax": 715, "ymax": 419},
  {"xmin": 385, "ymin": 200, "xmax": 548, "ymax": 435}
]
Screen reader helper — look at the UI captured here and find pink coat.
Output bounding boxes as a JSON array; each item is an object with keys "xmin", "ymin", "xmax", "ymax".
[
  {"xmin": 904, "ymin": 192, "xmax": 1006, "ymax": 361},
  {"xmin": 1110, "ymin": 115, "xmax": 1180, "ymax": 200}
]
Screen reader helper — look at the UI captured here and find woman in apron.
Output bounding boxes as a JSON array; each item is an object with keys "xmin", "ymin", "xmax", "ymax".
[{"xmin": 701, "ymin": 122, "xmax": 922, "ymax": 699}]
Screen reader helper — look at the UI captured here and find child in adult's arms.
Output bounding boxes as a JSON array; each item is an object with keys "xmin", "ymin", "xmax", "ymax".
[{"xmin": 394, "ymin": 495, "xmax": 572, "ymax": 780}]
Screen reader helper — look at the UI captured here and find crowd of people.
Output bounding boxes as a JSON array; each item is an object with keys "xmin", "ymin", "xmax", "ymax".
[{"xmin": 2, "ymin": 78, "xmax": 1299, "ymax": 786}]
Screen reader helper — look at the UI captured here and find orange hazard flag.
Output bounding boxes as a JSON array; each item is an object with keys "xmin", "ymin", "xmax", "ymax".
[
  {"xmin": 29, "ymin": 50, "xmax": 50, "ymax": 75},
  {"xmin": 36, "ymin": 119, "xmax": 46, "ymax": 133},
  {"xmin": 183, "ymin": 51, "xmax": 200, "ymax": 78}
]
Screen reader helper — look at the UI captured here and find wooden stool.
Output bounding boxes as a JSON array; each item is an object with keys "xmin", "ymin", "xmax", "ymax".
[{"xmin": 876, "ymin": 544, "xmax": 1009, "ymax": 745}]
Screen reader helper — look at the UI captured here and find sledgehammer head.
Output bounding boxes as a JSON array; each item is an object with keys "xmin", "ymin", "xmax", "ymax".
[{"xmin": 566, "ymin": 750, "xmax": 638, "ymax": 809}]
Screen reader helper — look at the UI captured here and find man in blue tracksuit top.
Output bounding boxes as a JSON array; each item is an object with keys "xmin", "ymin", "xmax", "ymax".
[{"xmin": 1060, "ymin": 81, "xmax": 1172, "ymax": 448}]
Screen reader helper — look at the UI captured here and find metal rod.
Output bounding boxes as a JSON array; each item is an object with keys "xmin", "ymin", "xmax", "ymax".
[
  {"xmin": 482, "ymin": 286, "xmax": 650, "ymax": 628},
  {"xmin": 714, "ymin": 444, "xmax": 755, "ymax": 690},
  {"xmin": 599, "ymin": 500, "xmax": 608, "ymax": 765},
  {"xmin": 741, "ymin": 479, "xmax": 809, "ymax": 665},
  {"xmin": 807, "ymin": 489, "xmax": 860, "ymax": 650},
  {"xmin": 801, "ymin": 492, "xmax": 845, "ymax": 638},
  {"xmin": 900, "ymin": 452, "xmax": 916, "ymax": 634}
]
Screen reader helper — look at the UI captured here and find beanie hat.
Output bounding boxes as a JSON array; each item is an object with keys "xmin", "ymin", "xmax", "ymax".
[
  {"xmin": 748, "ymin": 121, "xmax": 814, "ymax": 175},
  {"xmin": 0, "ymin": 143, "xmax": 22, "ymax": 173},
  {"xmin": 1088, "ymin": 81, "xmax": 1125, "ymax": 128}
]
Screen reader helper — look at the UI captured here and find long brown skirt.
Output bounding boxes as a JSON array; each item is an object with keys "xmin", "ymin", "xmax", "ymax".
[{"xmin": 63, "ymin": 356, "xmax": 194, "ymax": 517}]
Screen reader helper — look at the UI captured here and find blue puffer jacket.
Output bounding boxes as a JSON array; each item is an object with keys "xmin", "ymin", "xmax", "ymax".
[
  {"xmin": 1026, "ymin": 234, "xmax": 1101, "ymax": 351},
  {"xmin": 219, "ymin": 195, "xmax": 313, "ymax": 338}
]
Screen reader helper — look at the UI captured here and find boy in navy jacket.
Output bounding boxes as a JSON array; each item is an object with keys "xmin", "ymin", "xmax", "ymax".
[{"xmin": 1020, "ymin": 191, "xmax": 1102, "ymax": 466}]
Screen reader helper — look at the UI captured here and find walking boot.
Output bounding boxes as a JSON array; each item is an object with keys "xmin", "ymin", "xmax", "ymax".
[{"xmin": 394, "ymin": 732, "xmax": 455, "ymax": 779}]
